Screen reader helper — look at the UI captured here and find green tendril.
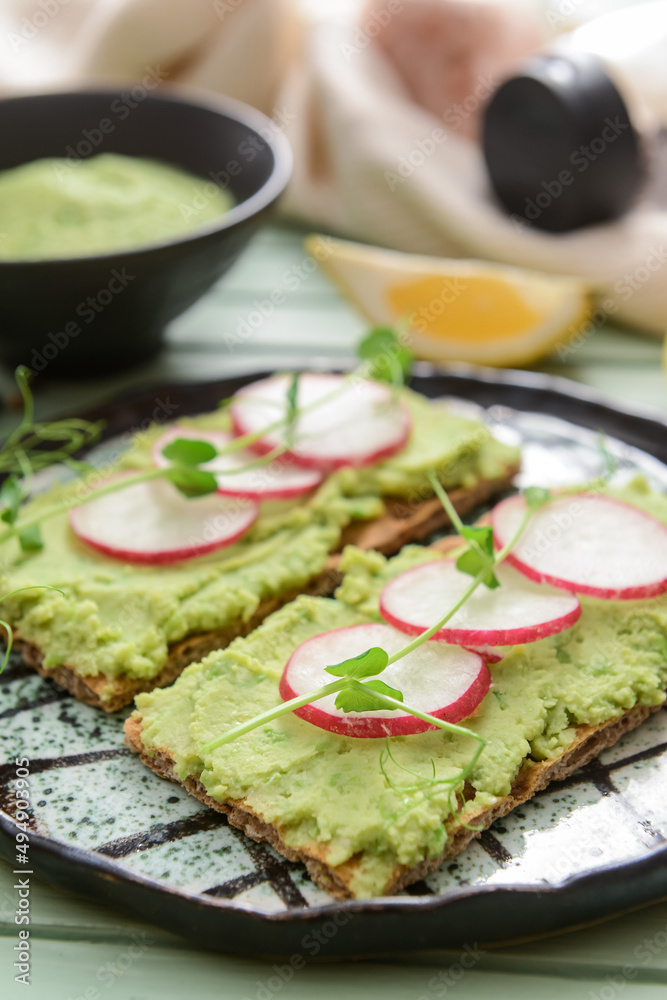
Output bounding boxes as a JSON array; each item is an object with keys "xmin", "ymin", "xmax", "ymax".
[
  {"xmin": 380, "ymin": 739, "xmax": 447, "ymax": 794},
  {"xmin": 0, "ymin": 367, "xmax": 104, "ymax": 477},
  {"xmin": 445, "ymin": 785, "xmax": 483, "ymax": 833},
  {"xmin": 378, "ymin": 740, "xmax": 482, "ymax": 835},
  {"xmin": 0, "ymin": 619, "xmax": 12, "ymax": 675}
]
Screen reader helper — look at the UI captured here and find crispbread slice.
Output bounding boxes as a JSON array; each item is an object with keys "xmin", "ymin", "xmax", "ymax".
[
  {"xmin": 14, "ymin": 468, "xmax": 517, "ymax": 711},
  {"xmin": 13, "ymin": 578, "xmax": 332, "ymax": 714},
  {"xmin": 123, "ymin": 523, "xmax": 667, "ymax": 898},
  {"xmin": 123, "ymin": 703, "xmax": 661, "ymax": 899}
]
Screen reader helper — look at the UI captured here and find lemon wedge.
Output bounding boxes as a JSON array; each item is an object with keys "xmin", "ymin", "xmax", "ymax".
[{"xmin": 307, "ymin": 235, "xmax": 592, "ymax": 367}]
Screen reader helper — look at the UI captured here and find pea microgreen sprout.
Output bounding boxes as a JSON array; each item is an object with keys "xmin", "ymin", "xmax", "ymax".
[
  {"xmin": 284, "ymin": 372, "xmax": 300, "ymax": 450},
  {"xmin": 158, "ymin": 436, "xmax": 219, "ymax": 498},
  {"xmin": 357, "ymin": 326, "xmax": 413, "ymax": 391},
  {"xmin": 0, "ymin": 367, "xmax": 104, "ymax": 479},
  {"xmin": 0, "ymin": 473, "xmax": 47, "ymax": 553},
  {"xmin": 380, "ymin": 740, "xmax": 441, "ymax": 794},
  {"xmin": 379, "ymin": 741, "xmax": 483, "ymax": 834},
  {"xmin": 0, "ymin": 368, "xmax": 105, "ymax": 552},
  {"xmin": 199, "ymin": 473, "xmax": 544, "ymax": 761},
  {"xmin": 428, "ymin": 471, "xmax": 499, "ymax": 588}
]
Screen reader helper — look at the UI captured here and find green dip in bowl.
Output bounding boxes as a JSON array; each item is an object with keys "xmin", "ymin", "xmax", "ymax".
[{"xmin": 0, "ymin": 153, "xmax": 234, "ymax": 260}]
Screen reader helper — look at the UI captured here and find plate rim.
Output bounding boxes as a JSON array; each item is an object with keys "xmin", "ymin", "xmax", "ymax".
[{"xmin": 2, "ymin": 810, "xmax": 667, "ymax": 923}]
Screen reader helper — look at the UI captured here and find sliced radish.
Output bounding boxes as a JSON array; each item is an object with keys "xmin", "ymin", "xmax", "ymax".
[
  {"xmin": 280, "ymin": 623, "xmax": 489, "ymax": 737},
  {"xmin": 152, "ymin": 426, "xmax": 323, "ymax": 501},
  {"xmin": 69, "ymin": 473, "xmax": 258, "ymax": 564},
  {"xmin": 380, "ymin": 560, "xmax": 581, "ymax": 646},
  {"xmin": 492, "ymin": 493, "xmax": 667, "ymax": 600},
  {"xmin": 230, "ymin": 373, "xmax": 411, "ymax": 471},
  {"xmin": 466, "ymin": 645, "xmax": 507, "ymax": 664}
]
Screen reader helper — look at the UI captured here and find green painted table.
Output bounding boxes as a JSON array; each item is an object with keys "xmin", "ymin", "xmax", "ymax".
[{"xmin": 2, "ymin": 224, "xmax": 667, "ymax": 999}]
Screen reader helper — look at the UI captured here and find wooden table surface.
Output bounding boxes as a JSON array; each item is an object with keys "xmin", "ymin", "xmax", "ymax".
[{"xmin": 2, "ymin": 224, "xmax": 667, "ymax": 999}]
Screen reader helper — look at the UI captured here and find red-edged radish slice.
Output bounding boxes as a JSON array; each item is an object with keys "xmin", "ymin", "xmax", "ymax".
[
  {"xmin": 230, "ymin": 373, "xmax": 411, "ymax": 471},
  {"xmin": 466, "ymin": 645, "xmax": 507, "ymax": 664},
  {"xmin": 492, "ymin": 493, "xmax": 667, "ymax": 600},
  {"xmin": 380, "ymin": 560, "xmax": 581, "ymax": 646},
  {"xmin": 152, "ymin": 426, "xmax": 323, "ymax": 501},
  {"xmin": 69, "ymin": 473, "xmax": 258, "ymax": 565},
  {"xmin": 279, "ymin": 623, "xmax": 489, "ymax": 737}
]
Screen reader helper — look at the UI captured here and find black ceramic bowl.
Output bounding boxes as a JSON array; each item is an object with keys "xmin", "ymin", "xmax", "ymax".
[{"xmin": 0, "ymin": 88, "xmax": 292, "ymax": 377}]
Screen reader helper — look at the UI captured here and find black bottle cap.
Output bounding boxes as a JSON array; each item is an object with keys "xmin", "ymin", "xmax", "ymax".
[{"xmin": 482, "ymin": 52, "xmax": 645, "ymax": 232}]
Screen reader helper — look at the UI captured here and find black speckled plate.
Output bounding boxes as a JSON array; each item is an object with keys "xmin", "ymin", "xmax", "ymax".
[{"xmin": 1, "ymin": 364, "xmax": 667, "ymax": 958}]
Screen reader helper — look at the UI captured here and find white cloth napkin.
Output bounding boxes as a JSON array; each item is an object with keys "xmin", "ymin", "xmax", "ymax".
[{"xmin": 1, "ymin": 0, "xmax": 666, "ymax": 335}]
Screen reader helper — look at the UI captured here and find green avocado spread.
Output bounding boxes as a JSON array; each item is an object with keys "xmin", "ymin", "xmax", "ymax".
[
  {"xmin": 0, "ymin": 153, "xmax": 233, "ymax": 259},
  {"xmin": 0, "ymin": 388, "xmax": 517, "ymax": 700},
  {"xmin": 134, "ymin": 479, "xmax": 667, "ymax": 898}
]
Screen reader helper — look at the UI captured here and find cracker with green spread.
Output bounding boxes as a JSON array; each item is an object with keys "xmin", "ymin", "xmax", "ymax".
[
  {"xmin": 1, "ymin": 388, "xmax": 518, "ymax": 710},
  {"xmin": 125, "ymin": 479, "xmax": 667, "ymax": 898}
]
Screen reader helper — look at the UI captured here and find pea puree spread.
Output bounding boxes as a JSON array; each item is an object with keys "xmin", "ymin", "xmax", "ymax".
[
  {"xmin": 0, "ymin": 389, "xmax": 517, "ymax": 699},
  {"xmin": 135, "ymin": 479, "xmax": 667, "ymax": 898},
  {"xmin": 0, "ymin": 153, "xmax": 232, "ymax": 259}
]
